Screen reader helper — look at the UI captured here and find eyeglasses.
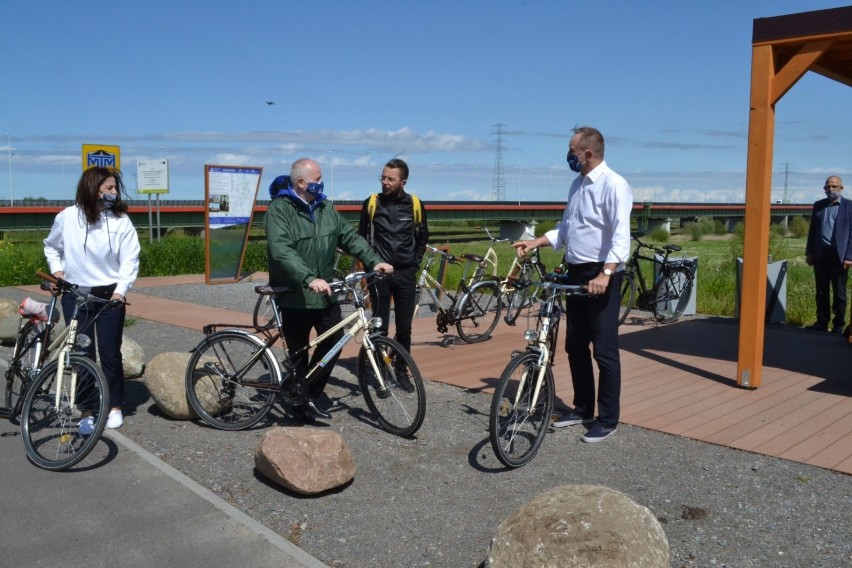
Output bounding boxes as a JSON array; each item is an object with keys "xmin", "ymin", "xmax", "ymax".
[{"xmin": 825, "ymin": 184, "xmax": 843, "ymax": 190}]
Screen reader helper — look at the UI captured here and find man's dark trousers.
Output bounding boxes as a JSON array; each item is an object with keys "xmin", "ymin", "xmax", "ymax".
[
  {"xmin": 280, "ymin": 304, "xmax": 344, "ymax": 398},
  {"xmin": 563, "ymin": 262, "xmax": 622, "ymax": 427},
  {"xmin": 368, "ymin": 266, "xmax": 417, "ymax": 353},
  {"xmin": 813, "ymin": 246, "xmax": 848, "ymax": 329}
]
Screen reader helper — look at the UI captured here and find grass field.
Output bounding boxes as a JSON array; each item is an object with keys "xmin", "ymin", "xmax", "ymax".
[{"xmin": 0, "ymin": 223, "xmax": 823, "ymax": 326}]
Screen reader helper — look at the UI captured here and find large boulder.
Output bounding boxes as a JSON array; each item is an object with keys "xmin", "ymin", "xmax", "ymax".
[
  {"xmin": 487, "ymin": 484, "xmax": 669, "ymax": 568},
  {"xmin": 143, "ymin": 351, "xmax": 198, "ymax": 419},
  {"xmin": 121, "ymin": 335, "xmax": 145, "ymax": 379},
  {"xmin": 254, "ymin": 428, "xmax": 356, "ymax": 495}
]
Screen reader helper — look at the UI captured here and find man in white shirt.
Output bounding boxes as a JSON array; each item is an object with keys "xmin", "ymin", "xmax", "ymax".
[{"xmin": 513, "ymin": 126, "xmax": 632, "ymax": 443}]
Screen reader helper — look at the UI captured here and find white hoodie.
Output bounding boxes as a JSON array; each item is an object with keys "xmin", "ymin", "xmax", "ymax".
[{"xmin": 44, "ymin": 206, "xmax": 141, "ymax": 297}]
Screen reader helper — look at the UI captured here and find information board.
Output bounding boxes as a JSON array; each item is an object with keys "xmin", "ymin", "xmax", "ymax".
[
  {"xmin": 204, "ymin": 165, "xmax": 263, "ymax": 284},
  {"xmin": 137, "ymin": 159, "xmax": 170, "ymax": 194}
]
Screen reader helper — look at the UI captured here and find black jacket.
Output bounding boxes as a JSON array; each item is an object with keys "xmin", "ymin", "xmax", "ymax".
[{"xmin": 358, "ymin": 191, "xmax": 429, "ymax": 270}]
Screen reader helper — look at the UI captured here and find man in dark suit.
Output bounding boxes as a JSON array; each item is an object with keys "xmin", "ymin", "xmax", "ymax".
[{"xmin": 805, "ymin": 175, "xmax": 852, "ymax": 333}]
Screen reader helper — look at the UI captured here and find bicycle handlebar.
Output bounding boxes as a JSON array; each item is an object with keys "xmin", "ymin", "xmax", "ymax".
[
  {"xmin": 513, "ymin": 274, "xmax": 588, "ymax": 295},
  {"xmin": 328, "ymin": 270, "xmax": 383, "ymax": 295},
  {"xmin": 483, "ymin": 227, "xmax": 511, "ymax": 244},
  {"xmin": 425, "ymin": 244, "xmax": 458, "ymax": 264},
  {"xmin": 35, "ymin": 271, "xmax": 126, "ymax": 307}
]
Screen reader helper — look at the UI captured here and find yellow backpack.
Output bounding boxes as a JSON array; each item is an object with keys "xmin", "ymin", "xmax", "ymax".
[{"xmin": 367, "ymin": 193, "xmax": 422, "ymax": 225}]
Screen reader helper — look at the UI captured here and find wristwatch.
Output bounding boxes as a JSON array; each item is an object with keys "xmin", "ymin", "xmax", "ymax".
[{"xmin": 601, "ymin": 268, "xmax": 614, "ymax": 277}]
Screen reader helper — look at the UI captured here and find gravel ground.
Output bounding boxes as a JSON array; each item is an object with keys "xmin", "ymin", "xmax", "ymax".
[{"xmin": 2, "ymin": 281, "xmax": 850, "ymax": 568}]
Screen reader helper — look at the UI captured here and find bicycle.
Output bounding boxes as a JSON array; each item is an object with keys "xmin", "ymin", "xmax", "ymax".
[
  {"xmin": 489, "ymin": 274, "xmax": 588, "ymax": 468},
  {"xmin": 500, "ymin": 246, "xmax": 550, "ymax": 326},
  {"xmin": 618, "ymin": 236, "xmax": 696, "ymax": 325},
  {"xmin": 18, "ymin": 272, "xmax": 116, "ymax": 471},
  {"xmin": 3, "ymin": 284, "xmax": 60, "ymax": 421},
  {"xmin": 252, "ymin": 248, "xmax": 357, "ymax": 331},
  {"xmin": 186, "ymin": 271, "xmax": 426, "ymax": 437},
  {"xmin": 412, "ymin": 245, "xmax": 503, "ymax": 343}
]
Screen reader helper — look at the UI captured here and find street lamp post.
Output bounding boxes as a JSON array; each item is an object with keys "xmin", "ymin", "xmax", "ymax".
[
  {"xmin": 6, "ymin": 133, "xmax": 12, "ymax": 207},
  {"xmin": 326, "ymin": 149, "xmax": 335, "ymax": 203}
]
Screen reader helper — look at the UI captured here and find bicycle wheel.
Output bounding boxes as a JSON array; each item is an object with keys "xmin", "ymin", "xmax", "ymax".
[
  {"xmin": 21, "ymin": 356, "xmax": 108, "ymax": 471},
  {"xmin": 653, "ymin": 265, "xmax": 694, "ymax": 323},
  {"xmin": 357, "ymin": 336, "xmax": 425, "ymax": 437},
  {"xmin": 185, "ymin": 331, "xmax": 280, "ymax": 431},
  {"xmin": 504, "ymin": 264, "xmax": 535, "ymax": 326},
  {"xmin": 4, "ymin": 320, "xmax": 41, "ymax": 418},
  {"xmin": 456, "ymin": 280, "xmax": 503, "ymax": 343},
  {"xmin": 489, "ymin": 351, "xmax": 554, "ymax": 468},
  {"xmin": 252, "ymin": 295, "xmax": 276, "ymax": 332},
  {"xmin": 618, "ymin": 273, "xmax": 637, "ymax": 326}
]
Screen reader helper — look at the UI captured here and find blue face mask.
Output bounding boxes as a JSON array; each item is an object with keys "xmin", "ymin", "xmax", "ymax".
[
  {"xmin": 306, "ymin": 181, "xmax": 324, "ymax": 197},
  {"xmin": 100, "ymin": 193, "xmax": 118, "ymax": 209},
  {"xmin": 566, "ymin": 152, "xmax": 584, "ymax": 173}
]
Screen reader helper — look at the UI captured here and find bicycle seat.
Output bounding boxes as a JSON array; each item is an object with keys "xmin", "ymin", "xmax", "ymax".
[
  {"xmin": 663, "ymin": 244, "xmax": 682, "ymax": 252},
  {"xmin": 459, "ymin": 253, "xmax": 483, "ymax": 263}
]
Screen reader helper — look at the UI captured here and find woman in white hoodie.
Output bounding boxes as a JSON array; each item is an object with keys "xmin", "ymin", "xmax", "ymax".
[{"xmin": 44, "ymin": 166, "xmax": 140, "ymax": 434}]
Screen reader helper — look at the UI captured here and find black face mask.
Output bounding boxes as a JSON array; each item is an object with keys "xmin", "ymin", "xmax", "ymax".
[{"xmin": 566, "ymin": 152, "xmax": 584, "ymax": 173}]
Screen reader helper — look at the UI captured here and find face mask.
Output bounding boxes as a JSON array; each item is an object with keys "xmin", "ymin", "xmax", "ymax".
[
  {"xmin": 566, "ymin": 152, "xmax": 584, "ymax": 173},
  {"xmin": 306, "ymin": 181, "xmax": 324, "ymax": 197},
  {"xmin": 100, "ymin": 193, "xmax": 118, "ymax": 209}
]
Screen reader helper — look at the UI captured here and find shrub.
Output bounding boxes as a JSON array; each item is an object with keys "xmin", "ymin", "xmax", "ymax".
[
  {"xmin": 788, "ymin": 216, "xmax": 809, "ymax": 238},
  {"xmin": 648, "ymin": 226, "xmax": 670, "ymax": 242},
  {"xmin": 684, "ymin": 218, "xmax": 716, "ymax": 241}
]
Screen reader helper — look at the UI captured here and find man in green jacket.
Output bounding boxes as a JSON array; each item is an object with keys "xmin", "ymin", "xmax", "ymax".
[{"xmin": 265, "ymin": 157, "xmax": 393, "ymax": 421}]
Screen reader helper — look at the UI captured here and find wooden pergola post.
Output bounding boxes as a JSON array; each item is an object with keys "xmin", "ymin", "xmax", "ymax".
[{"xmin": 737, "ymin": 6, "xmax": 852, "ymax": 388}]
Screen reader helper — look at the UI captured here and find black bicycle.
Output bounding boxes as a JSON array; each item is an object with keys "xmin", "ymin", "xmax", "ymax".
[{"xmin": 619, "ymin": 236, "xmax": 695, "ymax": 325}]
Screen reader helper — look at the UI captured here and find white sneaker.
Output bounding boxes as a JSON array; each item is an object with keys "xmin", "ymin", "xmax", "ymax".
[
  {"xmin": 106, "ymin": 409, "xmax": 123, "ymax": 429},
  {"xmin": 78, "ymin": 416, "xmax": 95, "ymax": 436}
]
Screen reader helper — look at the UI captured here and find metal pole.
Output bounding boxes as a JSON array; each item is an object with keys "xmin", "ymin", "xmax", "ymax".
[
  {"xmin": 156, "ymin": 193, "xmax": 162, "ymax": 242},
  {"xmin": 6, "ymin": 133, "xmax": 12, "ymax": 206},
  {"xmin": 148, "ymin": 195, "xmax": 153, "ymax": 244}
]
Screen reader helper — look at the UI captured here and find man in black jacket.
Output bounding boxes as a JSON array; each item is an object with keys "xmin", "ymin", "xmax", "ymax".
[
  {"xmin": 358, "ymin": 158, "xmax": 429, "ymax": 357},
  {"xmin": 805, "ymin": 175, "xmax": 852, "ymax": 333}
]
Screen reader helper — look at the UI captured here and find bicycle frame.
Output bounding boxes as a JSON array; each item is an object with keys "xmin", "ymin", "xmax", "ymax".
[
  {"xmin": 627, "ymin": 238, "xmax": 681, "ymax": 299},
  {"xmin": 512, "ymin": 281, "xmax": 576, "ymax": 412},
  {"xmin": 295, "ymin": 303, "xmax": 386, "ymax": 388},
  {"xmin": 32, "ymin": 272, "xmax": 116, "ymax": 411},
  {"xmin": 215, "ymin": 272, "xmax": 393, "ymax": 396},
  {"xmin": 415, "ymin": 246, "xmax": 466, "ymax": 315}
]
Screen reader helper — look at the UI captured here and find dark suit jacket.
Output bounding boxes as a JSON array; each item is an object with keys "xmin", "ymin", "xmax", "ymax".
[{"xmin": 806, "ymin": 196, "xmax": 852, "ymax": 262}]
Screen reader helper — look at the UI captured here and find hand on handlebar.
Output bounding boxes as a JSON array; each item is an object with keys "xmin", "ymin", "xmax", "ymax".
[
  {"xmin": 374, "ymin": 262, "xmax": 394, "ymax": 275},
  {"xmin": 308, "ymin": 278, "xmax": 333, "ymax": 296},
  {"xmin": 586, "ymin": 273, "xmax": 610, "ymax": 295}
]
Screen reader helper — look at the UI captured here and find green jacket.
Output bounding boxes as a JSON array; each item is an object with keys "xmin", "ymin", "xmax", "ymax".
[{"xmin": 264, "ymin": 194, "xmax": 384, "ymax": 309}]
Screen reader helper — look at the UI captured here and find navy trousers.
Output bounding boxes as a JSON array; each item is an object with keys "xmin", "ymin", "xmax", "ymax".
[
  {"xmin": 563, "ymin": 263, "xmax": 623, "ymax": 427},
  {"xmin": 61, "ymin": 293, "xmax": 126, "ymax": 410}
]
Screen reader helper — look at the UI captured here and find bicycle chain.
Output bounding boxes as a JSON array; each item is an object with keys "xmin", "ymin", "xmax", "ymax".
[
  {"xmin": 278, "ymin": 361, "xmax": 309, "ymax": 407},
  {"xmin": 436, "ymin": 311, "xmax": 450, "ymax": 334}
]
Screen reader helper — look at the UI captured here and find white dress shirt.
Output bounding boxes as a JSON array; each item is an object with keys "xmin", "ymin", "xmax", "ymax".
[{"xmin": 545, "ymin": 161, "xmax": 633, "ymax": 269}]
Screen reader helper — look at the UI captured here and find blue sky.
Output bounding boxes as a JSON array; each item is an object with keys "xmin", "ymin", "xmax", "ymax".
[{"xmin": 1, "ymin": 0, "xmax": 849, "ymax": 204}]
